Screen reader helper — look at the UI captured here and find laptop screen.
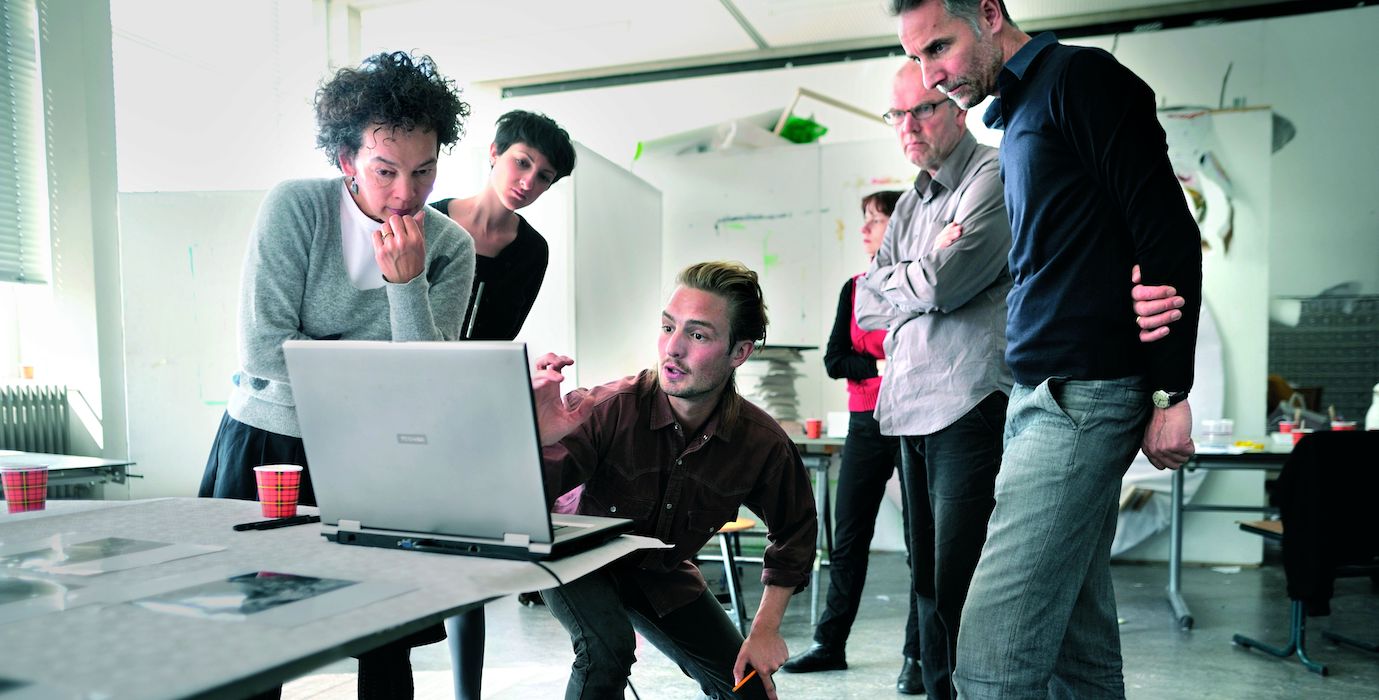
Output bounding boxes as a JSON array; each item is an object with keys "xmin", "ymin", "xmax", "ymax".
[{"xmin": 283, "ymin": 340, "xmax": 556, "ymax": 544}]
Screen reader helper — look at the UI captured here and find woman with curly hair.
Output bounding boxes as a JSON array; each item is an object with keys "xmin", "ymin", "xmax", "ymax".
[{"xmin": 199, "ymin": 51, "xmax": 474, "ymax": 698}]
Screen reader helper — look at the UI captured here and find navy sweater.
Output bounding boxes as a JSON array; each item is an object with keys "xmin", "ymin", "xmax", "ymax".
[{"xmin": 984, "ymin": 33, "xmax": 1202, "ymax": 392}]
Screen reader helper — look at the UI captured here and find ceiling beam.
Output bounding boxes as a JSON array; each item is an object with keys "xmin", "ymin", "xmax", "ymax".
[{"xmin": 719, "ymin": 0, "xmax": 770, "ymax": 50}]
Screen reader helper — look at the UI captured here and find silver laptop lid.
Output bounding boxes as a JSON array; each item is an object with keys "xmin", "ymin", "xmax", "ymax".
[{"xmin": 283, "ymin": 340, "xmax": 554, "ymax": 544}]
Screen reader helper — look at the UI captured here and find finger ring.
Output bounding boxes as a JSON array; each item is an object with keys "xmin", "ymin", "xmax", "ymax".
[{"xmin": 381, "ymin": 232, "xmax": 393, "ymax": 240}]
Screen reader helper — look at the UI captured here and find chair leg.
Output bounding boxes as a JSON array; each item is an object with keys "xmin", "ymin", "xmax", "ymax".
[
  {"xmin": 1323, "ymin": 629, "xmax": 1379, "ymax": 653},
  {"xmin": 1232, "ymin": 599, "xmax": 1329, "ymax": 675},
  {"xmin": 719, "ymin": 532, "xmax": 748, "ymax": 636}
]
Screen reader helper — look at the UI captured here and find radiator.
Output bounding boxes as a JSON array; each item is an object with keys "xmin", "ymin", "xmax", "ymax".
[{"xmin": 0, "ymin": 384, "xmax": 69, "ymax": 454}]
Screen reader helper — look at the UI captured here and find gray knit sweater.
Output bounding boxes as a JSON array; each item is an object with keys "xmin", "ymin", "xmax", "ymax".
[{"xmin": 227, "ymin": 178, "xmax": 475, "ymax": 437}]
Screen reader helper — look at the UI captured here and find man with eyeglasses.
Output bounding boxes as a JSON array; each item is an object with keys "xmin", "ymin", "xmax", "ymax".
[{"xmin": 781, "ymin": 59, "xmax": 1011, "ymax": 699}]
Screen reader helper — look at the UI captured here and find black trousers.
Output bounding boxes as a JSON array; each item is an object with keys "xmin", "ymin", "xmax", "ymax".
[
  {"xmin": 200, "ymin": 411, "xmax": 316, "ymax": 505},
  {"xmin": 813, "ymin": 410, "xmax": 920, "ymax": 658},
  {"xmin": 901, "ymin": 392, "xmax": 1006, "ymax": 700},
  {"xmin": 544, "ymin": 568, "xmax": 770, "ymax": 700}
]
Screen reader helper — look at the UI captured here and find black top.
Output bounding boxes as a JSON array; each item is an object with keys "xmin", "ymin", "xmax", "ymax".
[
  {"xmin": 429, "ymin": 198, "xmax": 550, "ymax": 340},
  {"xmin": 1275, "ymin": 431, "xmax": 1379, "ymax": 615},
  {"xmin": 983, "ymin": 33, "xmax": 1202, "ymax": 392},
  {"xmin": 823, "ymin": 277, "xmax": 879, "ymax": 382}
]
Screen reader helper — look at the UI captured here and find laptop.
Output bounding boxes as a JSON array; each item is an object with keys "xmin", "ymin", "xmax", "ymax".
[{"xmin": 283, "ymin": 339, "xmax": 633, "ymax": 561}]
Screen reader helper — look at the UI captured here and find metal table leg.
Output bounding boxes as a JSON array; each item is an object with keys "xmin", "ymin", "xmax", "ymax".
[
  {"xmin": 1167, "ymin": 467, "xmax": 1193, "ymax": 629},
  {"xmin": 810, "ymin": 455, "xmax": 828, "ymax": 626},
  {"xmin": 720, "ymin": 531, "xmax": 749, "ymax": 636}
]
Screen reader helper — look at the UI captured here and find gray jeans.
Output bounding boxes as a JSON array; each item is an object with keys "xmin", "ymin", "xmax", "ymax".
[
  {"xmin": 544, "ymin": 567, "xmax": 768, "ymax": 700},
  {"xmin": 954, "ymin": 377, "xmax": 1149, "ymax": 700}
]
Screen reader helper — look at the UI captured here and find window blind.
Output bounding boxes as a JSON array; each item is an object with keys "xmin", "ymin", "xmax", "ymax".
[{"xmin": 0, "ymin": 0, "xmax": 50, "ymax": 284}]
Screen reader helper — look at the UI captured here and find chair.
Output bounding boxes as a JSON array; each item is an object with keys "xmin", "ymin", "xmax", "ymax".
[
  {"xmin": 713, "ymin": 516, "xmax": 756, "ymax": 635},
  {"xmin": 1231, "ymin": 431, "xmax": 1379, "ymax": 675}
]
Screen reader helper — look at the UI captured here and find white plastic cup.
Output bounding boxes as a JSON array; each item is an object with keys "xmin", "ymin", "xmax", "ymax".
[{"xmin": 1200, "ymin": 418, "xmax": 1234, "ymax": 448}]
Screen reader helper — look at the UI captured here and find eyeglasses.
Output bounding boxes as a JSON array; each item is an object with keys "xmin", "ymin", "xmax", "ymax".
[{"xmin": 881, "ymin": 99, "xmax": 951, "ymax": 125}]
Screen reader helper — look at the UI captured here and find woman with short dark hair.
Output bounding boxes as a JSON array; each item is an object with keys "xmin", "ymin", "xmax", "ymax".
[
  {"xmin": 430, "ymin": 110, "xmax": 575, "ymax": 341},
  {"xmin": 429, "ymin": 109, "xmax": 577, "ymax": 699}
]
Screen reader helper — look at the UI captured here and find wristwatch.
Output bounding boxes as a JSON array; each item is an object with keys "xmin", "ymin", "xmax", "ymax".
[{"xmin": 1152, "ymin": 389, "xmax": 1190, "ymax": 409}]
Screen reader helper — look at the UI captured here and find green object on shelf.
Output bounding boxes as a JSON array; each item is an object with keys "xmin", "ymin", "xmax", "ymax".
[{"xmin": 779, "ymin": 114, "xmax": 828, "ymax": 144}]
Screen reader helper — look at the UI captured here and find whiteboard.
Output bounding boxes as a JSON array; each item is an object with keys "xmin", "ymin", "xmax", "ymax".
[
  {"xmin": 514, "ymin": 143, "xmax": 662, "ymax": 390},
  {"xmin": 118, "ymin": 190, "xmax": 263, "ymax": 497}
]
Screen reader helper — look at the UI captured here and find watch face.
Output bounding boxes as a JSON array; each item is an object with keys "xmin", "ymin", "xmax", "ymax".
[{"xmin": 1153, "ymin": 390, "xmax": 1170, "ymax": 408}]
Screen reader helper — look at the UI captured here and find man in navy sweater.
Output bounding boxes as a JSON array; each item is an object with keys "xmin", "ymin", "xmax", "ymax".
[{"xmin": 888, "ymin": 1, "xmax": 1202, "ymax": 698}]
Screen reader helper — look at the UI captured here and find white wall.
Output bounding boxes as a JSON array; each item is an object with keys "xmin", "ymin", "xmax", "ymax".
[
  {"xmin": 109, "ymin": 0, "xmax": 326, "ymax": 192},
  {"xmin": 509, "ymin": 142, "xmax": 665, "ymax": 389},
  {"xmin": 117, "ymin": 190, "xmax": 264, "ymax": 498}
]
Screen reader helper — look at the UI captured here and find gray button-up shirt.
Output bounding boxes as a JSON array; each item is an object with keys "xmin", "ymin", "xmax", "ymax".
[{"xmin": 855, "ymin": 133, "xmax": 1013, "ymax": 437}]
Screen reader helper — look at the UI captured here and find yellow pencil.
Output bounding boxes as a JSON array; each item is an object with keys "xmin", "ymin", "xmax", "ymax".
[{"xmin": 732, "ymin": 669, "xmax": 758, "ymax": 693}]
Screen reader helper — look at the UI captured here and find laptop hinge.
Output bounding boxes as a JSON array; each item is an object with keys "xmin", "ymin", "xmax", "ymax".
[
  {"xmin": 339, "ymin": 519, "xmax": 362, "ymax": 532},
  {"xmin": 502, "ymin": 533, "xmax": 531, "ymax": 547}
]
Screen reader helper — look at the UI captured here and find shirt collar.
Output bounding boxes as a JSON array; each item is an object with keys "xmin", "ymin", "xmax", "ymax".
[
  {"xmin": 914, "ymin": 131, "xmax": 978, "ymax": 198},
  {"xmin": 1003, "ymin": 31, "xmax": 1058, "ymax": 82},
  {"xmin": 984, "ymin": 33, "xmax": 1058, "ymax": 129},
  {"xmin": 647, "ymin": 376, "xmax": 733, "ymax": 443}
]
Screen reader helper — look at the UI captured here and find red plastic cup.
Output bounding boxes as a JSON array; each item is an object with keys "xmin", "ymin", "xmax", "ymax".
[
  {"xmin": 2, "ymin": 465, "xmax": 49, "ymax": 513},
  {"xmin": 253, "ymin": 464, "xmax": 303, "ymax": 518},
  {"xmin": 1277, "ymin": 420, "xmax": 1295, "ymax": 434},
  {"xmin": 1331, "ymin": 420, "xmax": 1357, "ymax": 431},
  {"xmin": 805, "ymin": 418, "xmax": 823, "ymax": 439},
  {"xmin": 1291, "ymin": 429, "xmax": 1313, "ymax": 446}
]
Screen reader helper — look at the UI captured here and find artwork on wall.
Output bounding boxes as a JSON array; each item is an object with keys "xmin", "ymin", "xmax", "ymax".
[{"xmin": 1161, "ymin": 107, "xmax": 1237, "ymax": 255}]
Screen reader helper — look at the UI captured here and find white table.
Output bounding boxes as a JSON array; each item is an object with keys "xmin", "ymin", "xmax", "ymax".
[
  {"xmin": 0, "ymin": 451, "xmax": 137, "ymax": 500},
  {"xmin": 0, "ymin": 498, "xmax": 649, "ymax": 699}
]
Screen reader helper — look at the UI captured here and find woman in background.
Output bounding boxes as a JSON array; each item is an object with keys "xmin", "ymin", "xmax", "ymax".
[
  {"xmin": 199, "ymin": 51, "xmax": 474, "ymax": 698},
  {"xmin": 430, "ymin": 109, "xmax": 576, "ymax": 700},
  {"xmin": 783, "ymin": 190, "xmax": 924, "ymax": 694}
]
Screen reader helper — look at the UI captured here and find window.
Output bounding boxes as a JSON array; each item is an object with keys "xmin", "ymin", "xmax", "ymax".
[{"xmin": 0, "ymin": 0, "xmax": 50, "ymax": 284}]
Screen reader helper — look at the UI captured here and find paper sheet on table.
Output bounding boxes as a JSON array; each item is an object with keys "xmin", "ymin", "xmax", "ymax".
[
  {"xmin": 125, "ymin": 566, "xmax": 415, "ymax": 628},
  {"xmin": 0, "ymin": 575, "xmax": 88, "ymax": 625},
  {"xmin": 544, "ymin": 534, "xmax": 669, "ymax": 580},
  {"xmin": 0, "ymin": 533, "xmax": 223, "ymax": 576}
]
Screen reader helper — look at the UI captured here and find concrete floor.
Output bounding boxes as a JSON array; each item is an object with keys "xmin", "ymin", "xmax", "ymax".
[{"xmin": 284, "ymin": 552, "xmax": 1379, "ymax": 699}]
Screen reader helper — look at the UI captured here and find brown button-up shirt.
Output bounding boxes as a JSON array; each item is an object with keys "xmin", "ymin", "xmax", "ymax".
[{"xmin": 543, "ymin": 370, "xmax": 817, "ymax": 616}]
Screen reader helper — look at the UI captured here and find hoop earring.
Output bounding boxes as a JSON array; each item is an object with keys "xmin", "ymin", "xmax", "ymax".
[{"xmin": 348, "ymin": 177, "xmax": 359, "ymax": 195}]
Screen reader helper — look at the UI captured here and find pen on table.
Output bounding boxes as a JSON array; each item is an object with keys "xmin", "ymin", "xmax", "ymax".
[
  {"xmin": 232, "ymin": 514, "xmax": 321, "ymax": 531},
  {"xmin": 732, "ymin": 669, "xmax": 758, "ymax": 693}
]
